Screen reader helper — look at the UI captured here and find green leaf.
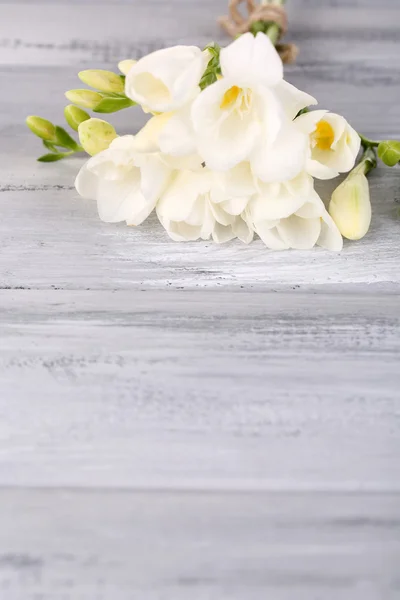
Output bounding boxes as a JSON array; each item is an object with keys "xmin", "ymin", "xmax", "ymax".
[
  {"xmin": 204, "ymin": 43, "xmax": 221, "ymax": 58},
  {"xmin": 250, "ymin": 20, "xmax": 267, "ymax": 35},
  {"xmin": 37, "ymin": 153, "xmax": 67, "ymax": 162},
  {"xmin": 295, "ymin": 107, "xmax": 310, "ymax": 118},
  {"xmin": 93, "ymin": 96, "xmax": 135, "ymax": 113},
  {"xmin": 42, "ymin": 140, "xmax": 58, "ymax": 152},
  {"xmin": 377, "ymin": 140, "xmax": 400, "ymax": 167},
  {"xmin": 55, "ymin": 126, "xmax": 79, "ymax": 150}
]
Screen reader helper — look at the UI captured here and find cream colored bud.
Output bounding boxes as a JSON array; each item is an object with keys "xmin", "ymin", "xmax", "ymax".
[
  {"xmin": 78, "ymin": 118, "xmax": 117, "ymax": 156},
  {"xmin": 78, "ymin": 70, "xmax": 125, "ymax": 94},
  {"xmin": 118, "ymin": 59, "xmax": 137, "ymax": 75},
  {"xmin": 65, "ymin": 89, "xmax": 103, "ymax": 109},
  {"xmin": 329, "ymin": 172, "xmax": 372, "ymax": 241},
  {"xmin": 26, "ymin": 116, "xmax": 56, "ymax": 141},
  {"xmin": 64, "ymin": 105, "xmax": 90, "ymax": 131}
]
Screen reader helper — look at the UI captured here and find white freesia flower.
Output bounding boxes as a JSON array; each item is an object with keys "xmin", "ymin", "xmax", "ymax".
[
  {"xmin": 245, "ymin": 173, "xmax": 343, "ymax": 251},
  {"xmin": 295, "ymin": 109, "xmax": 361, "ymax": 179},
  {"xmin": 75, "ymin": 134, "xmax": 171, "ymax": 225},
  {"xmin": 329, "ymin": 170, "xmax": 371, "ymax": 240},
  {"xmin": 157, "ymin": 169, "xmax": 253, "ymax": 244},
  {"xmin": 134, "ymin": 112, "xmax": 204, "ymax": 171},
  {"xmin": 125, "ymin": 45, "xmax": 209, "ymax": 113},
  {"xmin": 190, "ymin": 32, "xmax": 314, "ymax": 181}
]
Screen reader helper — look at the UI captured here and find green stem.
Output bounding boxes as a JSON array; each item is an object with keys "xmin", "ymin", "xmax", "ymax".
[
  {"xmin": 353, "ymin": 145, "xmax": 377, "ymax": 176},
  {"xmin": 359, "ymin": 133, "xmax": 380, "ymax": 149},
  {"xmin": 251, "ymin": 0, "xmax": 287, "ymax": 44},
  {"xmin": 265, "ymin": 22, "xmax": 281, "ymax": 45}
]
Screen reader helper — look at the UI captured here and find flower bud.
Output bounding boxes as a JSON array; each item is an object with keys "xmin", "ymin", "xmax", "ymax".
[
  {"xmin": 65, "ymin": 89, "xmax": 103, "ymax": 109},
  {"xmin": 118, "ymin": 59, "xmax": 137, "ymax": 75},
  {"xmin": 78, "ymin": 118, "xmax": 117, "ymax": 156},
  {"xmin": 78, "ymin": 69, "xmax": 125, "ymax": 94},
  {"xmin": 329, "ymin": 172, "xmax": 372, "ymax": 240},
  {"xmin": 64, "ymin": 105, "xmax": 90, "ymax": 131},
  {"xmin": 26, "ymin": 116, "xmax": 56, "ymax": 141},
  {"xmin": 378, "ymin": 140, "xmax": 400, "ymax": 167}
]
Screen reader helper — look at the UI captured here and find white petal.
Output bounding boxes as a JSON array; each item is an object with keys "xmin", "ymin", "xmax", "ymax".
[
  {"xmin": 158, "ymin": 105, "xmax": 197, "ymax": 156},
  {"xmin": 256, "ymin": 223, "xmax": 289, "ymax": 250},
  {"xmin": 192, "ymin": 79, "xmax": 261, "ymax": 170},
  {"xmin": 295, "ymin": 190, "xmax": 325, "ymax": 218},
  {"xmin": 209, "ymin": 201, "xmax": 235, "ymax": 226},
  {"xmin": 224, "ymin": 162, "xmax": 256, "ymax": 197},
  {"xmin": 140, "ymin": 155, "xmax": 171, "ymax": 204},
  {"xmin": 125, "ymin": 192, "xmax": 157, "ymax": 226},
  {"xmin": 125, "ymin": 45, "xmax": 206, "ymax": 112},
  {"xmin": 220, "ymin": 196, "xmax": 250, "ymax": 216},
  {"xmin": 318, "ymin": 210, "xmax": 343, "ymax": 252},
  {"xmin": 220, "ymin": 32, "xmax": 283, "ymax": 87},
  {"xmin": 96, "ymin": 175, "xmax": 143, "ymax": 223},
  {"xmin": 277, "ymin": 214, "xmax": 321, "ymax": 249},
  {"xmin": 249, "ymin": 189, "xmax": 305, "ymax": 221},
  {"xmin": 251, "ymin": 120, "xmax": 308, "ymax": 183},
  {"xmin": 133, "ymin": 113, "xmax": 173, "ymax": 153},
  {"xmin": 75, "ymin": 163, "xmax": 98, "ymax": 199},
  {"xmin": 294, "ymin": 109, "xmax": 330, "ymax": 135},
  {"xmin": 76, "ymin": 158, "xmax": 148, "ymax": 224},
  {"xmin": 157, "ymin": 170, "xmax": 210, "ymax": 222},
  {"xmin": 306, "ymin": 157, "xmax": 339, "ymax": 180},
  {"xmin": 160, "ymin": 217, "xmax": 202, "ymax": 242},
  {"xmin": 232, "ymin": 216, "xmax": 254, "ymax": 244},
  {"xmin": 274, "ymin": 80, "xmax": 317, "ymax": 120},
  {"xmin": 285, "ymin": 172, "xmax": 314, "ymax": 196},
  {"xmin": 161, "ymin": 153, "xmax": 204, "ymax": 172},
  {"xmin": 212, "ymin": 222, "xmax": 236, "ymax": 244}
]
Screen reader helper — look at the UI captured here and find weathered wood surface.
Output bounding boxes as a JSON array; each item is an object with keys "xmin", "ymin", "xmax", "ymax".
[
  {"xmin": 1, "ymin": 489, "xmax": 400, "ymax": 600},
  {"xmin": 0, "ymin": 0, "xmax": 399, "ymax": 598}
]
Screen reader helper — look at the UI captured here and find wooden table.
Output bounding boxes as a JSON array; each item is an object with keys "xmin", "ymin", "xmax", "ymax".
[{"xmin": 0, "ymin": 1, "xmax": 399, "ymax": 598}]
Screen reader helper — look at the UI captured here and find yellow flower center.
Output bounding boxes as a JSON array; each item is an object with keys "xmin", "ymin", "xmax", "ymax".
[
  {"xmin": 313, "ymin": 120, "xmax": 335, "ymax": 150},
  {"xmin": 220, "ymin": 85, "xmax": 241, "ymax": 109},
  {"xmin": 220, "ymin": 86, "xmax": 252, "ymax": 113}
]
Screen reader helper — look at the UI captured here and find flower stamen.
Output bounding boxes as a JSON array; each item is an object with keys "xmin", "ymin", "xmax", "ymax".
[{"xmin": 312, "ymin": 120, "xmax": 335, "ymax": 151}]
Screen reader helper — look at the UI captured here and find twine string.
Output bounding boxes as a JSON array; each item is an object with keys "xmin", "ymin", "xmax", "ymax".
[{"xmin": 218, "ymin": 0, "xmax": 298, "ymax": 63}]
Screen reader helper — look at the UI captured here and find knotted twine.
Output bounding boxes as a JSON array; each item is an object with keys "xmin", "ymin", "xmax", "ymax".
[{"xmin": 218, "ymin": 0, "xmax": 299, "ymax": 64}]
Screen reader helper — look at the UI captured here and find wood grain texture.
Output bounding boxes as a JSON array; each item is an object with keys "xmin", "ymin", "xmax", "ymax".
[
  {"xmin": 0, "ymin": 0, "xmax": 400, "ymax": 598},
  {"xmin": 1, "ymin": 489, "xmax": 400, "ymax": 600},
  {"xmin": 1, "ymin": 290, "xmax": 399, "ymax": 490}
]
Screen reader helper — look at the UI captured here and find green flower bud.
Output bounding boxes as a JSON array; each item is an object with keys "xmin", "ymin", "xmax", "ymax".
[
  {"xmin": 118, "ymin": 59, "xmax": 137, "ymax": 75},
  {"xmin": 78, "ymin": 69, "xmax": 125, "ymax": 94},
  {"xmin": 65, "ymin": 89, "xmax": 103, "ymax": 109},
  {"xmin": 26, "ymin": 116, "xmax": 56, "ymax": 141},
  {"xmin": 329, "ymin": 171, "xmax": 372, "ymax": 241},
  {"xmin": 78, "ymin": 118, "xmax": 117, "ymax": 156},
  {"xmin": 377, "ymin": 140, "xmax": 400, "ymax": 167},
  {"xmin": 64, "ymin": 105, "xmax": 90, "ymax": 131}
]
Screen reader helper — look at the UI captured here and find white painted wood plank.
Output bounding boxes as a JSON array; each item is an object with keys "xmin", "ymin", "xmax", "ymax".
[
  {"xmin": 0, "ymin": 290, "xmax": 399, "ymax": 490},
  {"xmin": 0, "ymin": 0, "xmax": 399, "ymax": 292},
  {"xmin": 1, "ymin": 180, "xmax": 399, "ymax": 290},
  {"xmin": 0, "ymin": 2, "xmax": 399, "ymax": 66},
  {"xmin": 0, "ymin": 1, "xmax": 399, "ymax": 597},
  {"xmin": 0, "ymin": 489, "xmax": 399, "ymax": 600}
]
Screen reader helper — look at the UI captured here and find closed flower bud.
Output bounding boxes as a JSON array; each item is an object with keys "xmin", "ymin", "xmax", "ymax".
[
  {"xmin": 26, "ymin": 116, "xmax": 56, "ymax": 141},
  {"xmin": 329, "ymin": 171, "xmax": 372, "ymax": 240},
  {"xmin": 377, "ymin": 140, "xmax": 400, "ymax": 167},
  {"xmin": 65, "ymin": 89, "xmax": 103, "ymax": 110},
  {"xmin": 78, "ymin": 118, "xmax": 117, "ymax": 156},
  {"xmin": 78, "ymin": 69, "xmax": 125, "ymax": 94},
  {"xmin": 118, "ymin": 59, "xmax": 137, "ymax": 75},
  {"xmin": 64, "ymin": 105, "xmax": 90, "ymax": 131}
]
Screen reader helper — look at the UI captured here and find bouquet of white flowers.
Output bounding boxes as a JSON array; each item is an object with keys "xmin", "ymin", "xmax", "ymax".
[{"xmin": 26, "ymin": 0, "xmax": 400, "ymax": 251}]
